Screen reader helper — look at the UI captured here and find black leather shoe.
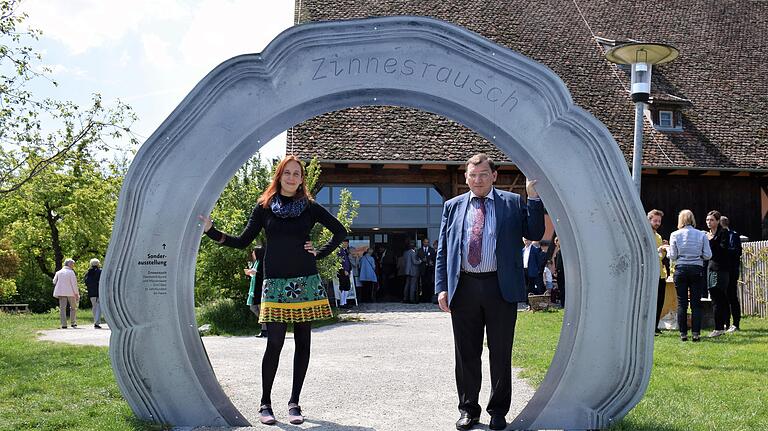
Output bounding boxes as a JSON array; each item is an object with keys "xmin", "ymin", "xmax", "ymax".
[
  {"xmin": 489, "ymin": 414, "xmax": 507, "ymax": 430},
  {"xmin": 455, "ymin": 412, "xmax": 479, "ymax": 430}
]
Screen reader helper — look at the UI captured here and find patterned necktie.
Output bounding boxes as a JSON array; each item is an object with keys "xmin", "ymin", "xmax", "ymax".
[{"xmin": 468, "ymin": 197, "xmax": 486, "ymax": 267}]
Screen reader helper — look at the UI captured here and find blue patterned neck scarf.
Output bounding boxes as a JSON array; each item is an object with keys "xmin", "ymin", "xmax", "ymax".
[{"xmin": 270, "ymin": 194, "xmax": 309, "ymax": 218}]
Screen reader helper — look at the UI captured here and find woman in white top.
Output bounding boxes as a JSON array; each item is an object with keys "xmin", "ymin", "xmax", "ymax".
[
  {"xmin": 52, "ymin": 259, "xmax": 80, "ymax": 328},
  {"xmin": 667, "ymin": 210, "xmax": 712, "ymax": 342}
]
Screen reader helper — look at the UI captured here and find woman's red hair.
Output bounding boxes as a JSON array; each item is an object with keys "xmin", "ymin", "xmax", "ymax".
[{"xmin": 258, "ymin": 155, "xmax": 314, "ymax": 208}]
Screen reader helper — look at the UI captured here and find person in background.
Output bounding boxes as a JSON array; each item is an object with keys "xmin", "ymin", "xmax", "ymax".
[
  {"xmin": 403, "ymin": 240, "xmax": 421, "ymax": 303},
  {"xmin": 720, "ymin": 216, "xmax": 742, "ymax": 333},
  {"xmin": 647, "ymin": 209, "xmax": 668, "ymax": 335},
  {"xmin": 705, "ymin": 210, "xmax": 730, "ymax": 338},
  {"xmin": 552, "ymin": 237, "xmax": 566, "ymax": 307},
  {"xmin": 245, "ymin": 246, "xmax": 268, "ymax": 338},
  {"xmin": 522, "ymin": 238, "xmax": 543, "ymax": 296},
  {"xmin": 337, "ymin": 239, "xmax": 352, "ymax": 308},
  {"xmin": 84, "ymin": 258, "xmax": 104, "ymax": 329},
  {"xmin": 543, "ymin": 260, "xmax": 554, "ymax": 293},
  {"xmin": 53, "ymin": 259, "xmax": 79, "ymax": 329},
  {"xmin": 417, "ymin": 237, "xmax": 436, "ymax": 303},
  {"xmin": 358, "ymin": 247, "xmax": 378, "ymax": 302},
  {"xmin": 668, "ymin": 209, "xmax": 711, "ymax": 342},
  {"xmin": 199, "ymin": 155, "xmax": 346, "ymax": 425}
]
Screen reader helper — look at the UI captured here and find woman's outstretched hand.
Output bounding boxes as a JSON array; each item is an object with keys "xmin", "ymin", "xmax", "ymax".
[{"xmin": 198, "ymin": 214, "xmax": 213, "ymax": 233}]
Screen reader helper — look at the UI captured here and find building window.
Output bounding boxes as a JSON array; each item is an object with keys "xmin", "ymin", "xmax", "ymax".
[{"xmin": 659, "ymin": 110, "xmax": 673, "ymax": 128}]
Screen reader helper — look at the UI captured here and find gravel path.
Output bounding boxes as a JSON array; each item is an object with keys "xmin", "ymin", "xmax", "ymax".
[{"xmin": 39, "ymin": 303, "xmax": 536, "ymax": 430}]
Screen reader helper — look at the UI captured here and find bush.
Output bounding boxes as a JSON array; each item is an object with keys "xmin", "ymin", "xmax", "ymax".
[
  {"xmin": 197, "ymin": 298, "xmax": 260, "ymax": 335},
  {"xmin": 0, "ymin": 278, "xmax": 17, "ymax": 303}
]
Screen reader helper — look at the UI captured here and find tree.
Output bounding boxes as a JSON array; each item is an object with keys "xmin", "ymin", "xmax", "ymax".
[
  {"xmin": 0, "ymin": 238, "xmax": 19, "ymax": 302},
  {"xmin": 195, "ymin": 156, "xmax": 271, "ymax": 305},
  {"xmin": 304, "ymin": 158, "xmax": 358, "ymax": 282},
  {"xmin": 0, "ymin": 0, "xmax": 137, "ymax": 196},
  {"xmin": 0, "ymin": 149, "xmax": 123, "ymax": 311}
]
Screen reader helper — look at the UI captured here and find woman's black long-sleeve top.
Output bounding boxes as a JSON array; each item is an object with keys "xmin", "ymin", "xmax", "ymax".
[
  {"xmin": 205, "ymin": 199, "xmax": 347, "ymax": 279},
  {"xmin": 708, "ymin": 228, "xmax": 730, "ymax": 272}
]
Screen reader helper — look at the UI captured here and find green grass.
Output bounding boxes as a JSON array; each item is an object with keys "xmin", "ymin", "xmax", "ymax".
[
  {"xmin": 514, "ymin": 310, "xmax": 768, "ymax": 431},
  {"xmin": 0, "ymin": 310, "xmax": 162, "ymax": 431},
  {"xmin": 2, "ymin": 308, "xmax": 766, "ymax": 430}
]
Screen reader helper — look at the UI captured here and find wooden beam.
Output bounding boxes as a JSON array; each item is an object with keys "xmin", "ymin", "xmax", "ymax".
[
  {"xmin": 700, "ymin": 170, "xmax": 721, "ymax": 176},
  {"xmin": 421, "ymin": 164, "xmax": 448, "ymax": 170},
  {"xmin": 668, "ymin": 170, "xmax": 688, "ymax": 176},
  {"xmin": 382, "ymin": 164, "xmax": 410, "ymax": 169},
  {"xmin": 497, "ymin": 165, "xmax": 519, "ymax": 172},
  {"xmin": 347, "ymin": 163, "xmax": 371, "ymax": 169},
  {"xmin": 642, "ymin": 169, "xmax": 658, "ymax": 175}
]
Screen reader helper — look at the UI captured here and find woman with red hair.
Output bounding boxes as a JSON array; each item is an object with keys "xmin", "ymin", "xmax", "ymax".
[{"xmin": 200, "ymin": 155, "xmax": 346, "ymax": 425}]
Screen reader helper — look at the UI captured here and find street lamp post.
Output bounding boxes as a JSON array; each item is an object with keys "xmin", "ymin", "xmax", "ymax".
[{"xmin": 605, "ymin": 42, "xmax": 679, "ymax": 194}]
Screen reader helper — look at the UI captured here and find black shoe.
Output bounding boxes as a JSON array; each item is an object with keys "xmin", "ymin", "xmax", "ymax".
[
  {"xmin": 71, "ymin": 324, "xmax": 77, "ymax": 328},
  {"xmin": 455, "ymin": 412, "xmax": 479, "ymax": 430},
  {"xmin": 258, "ymin": 330, "xmax": 268, "ymax": 338},
  {"xmin": 654, "ymin": 328, "xmax": 662, "ymax": 336},
  {"xmin": 94, "ymin": 324, "xmax": 102, "ymax": 329},
  {"xmin": 61, "ymin": 325, "xmax": 67, "ymax": 329},
  {"xmin": 489, "ymin": 414, "xmax": 507, "ymax": 430}
]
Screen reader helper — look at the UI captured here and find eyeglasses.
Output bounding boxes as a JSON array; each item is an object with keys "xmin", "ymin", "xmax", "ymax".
[{"xmin": 467, "ymin": 172, "xmax": 492, "ymax": 180}]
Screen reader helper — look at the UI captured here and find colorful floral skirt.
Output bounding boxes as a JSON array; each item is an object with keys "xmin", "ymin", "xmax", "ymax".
[{"xmin": 259, "ymin": 274, "xmax": 332, "ymax": 323}]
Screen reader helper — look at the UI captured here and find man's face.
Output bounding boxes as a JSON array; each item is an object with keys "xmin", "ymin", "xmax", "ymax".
[
  {"xmin": 523, "ymin": 238, "xmax": 531, "ymax": 247},
  {"xmin": 649, "ymin": 215, "xmax": 662, "ymax": 231},
  {"xmin": 465, "ymin": 161, "xmax": 497, "ymax": 197},
  {"xmin": 422, "ymin": 239, "xmax": 429, "ymax": 247},
  {"xmin": 342, "ymin": 241, "xmax": 349, "ymax": 249}
]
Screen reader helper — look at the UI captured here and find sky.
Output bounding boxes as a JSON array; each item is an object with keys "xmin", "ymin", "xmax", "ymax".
[{"xmin": 19, "ymin": 0, "xmax": 296, "ymax": 162}]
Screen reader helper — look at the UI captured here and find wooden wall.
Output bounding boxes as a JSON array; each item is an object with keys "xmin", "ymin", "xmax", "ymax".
[{"xmin": 641, "ymin": 175, "xmax": 763, "ymax": 241}]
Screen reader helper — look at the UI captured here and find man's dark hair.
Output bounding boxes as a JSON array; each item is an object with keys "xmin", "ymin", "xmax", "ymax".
[
  {"xmin": 342, "ymin": 238, "xmax": 350, "ymax": 243},
  {"xmin": 720, "ymin": 216, "xmax": 730, "ymax": 228},
  {"xmin": 466, "ymin": 153, "xmax": 497, "ymax": 172}
]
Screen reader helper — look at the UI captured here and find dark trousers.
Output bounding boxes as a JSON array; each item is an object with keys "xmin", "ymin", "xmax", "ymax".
[
  {"xmin": 419, "ymin": 267, "xmax": 434, "ymax": 302},
  {"xmin": 674, "ymin": 265, "xmax": 704, "ymax": 335},
  {"xmin": 654, "ymin": 277, "xmax": 667, "ymax": 330},
  {"xmin": 708, "ymin": 270, "xmax": 730, "ymax": 331},
  {"xmin": 450, "ymin": 272, "xmax": 518, "ymax": 417},
  {"xmin": 524, "ymin": 273, "xmax": 536, "ymax": 295},
  {"xmin": 726, "ymin": 269, "xmax": 741, "ymax": 329}
]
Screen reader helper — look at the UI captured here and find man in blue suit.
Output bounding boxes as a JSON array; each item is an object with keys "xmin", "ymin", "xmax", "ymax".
[
  {"xmin": 435, "ymin": 153, "xmax": 544, "ymax": 430},
  {"xmin": 523, "ymin": 238, "xmax": 545, "ymax": 295}
]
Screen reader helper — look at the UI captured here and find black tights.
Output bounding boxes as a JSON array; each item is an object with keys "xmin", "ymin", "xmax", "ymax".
[{"xmin": 260, "ymin": 322, "xmax": 312, "ymax": 406}]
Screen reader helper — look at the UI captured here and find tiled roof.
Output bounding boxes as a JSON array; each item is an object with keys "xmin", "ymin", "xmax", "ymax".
[{"xmin": 289, "ymin": 0, "xmax": 768, "ymax": 170}]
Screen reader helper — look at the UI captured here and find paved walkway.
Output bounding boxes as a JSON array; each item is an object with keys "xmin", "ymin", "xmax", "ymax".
[{"xmin": 38, "ymin": 303, "xmax": 536, "ymax": 430}]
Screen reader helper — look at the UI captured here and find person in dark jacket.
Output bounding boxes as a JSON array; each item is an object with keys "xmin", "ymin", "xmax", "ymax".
[
  {"xmin": 84, "ymin": 258, "xmax": 103, "ymax": 328},
  {"xmin": 705, "ymin": 210, "xmax": 730, "ymax": 338},
  {"xmin": 720, "ymin": 216, "xmax": 743, "ymax": 332}
]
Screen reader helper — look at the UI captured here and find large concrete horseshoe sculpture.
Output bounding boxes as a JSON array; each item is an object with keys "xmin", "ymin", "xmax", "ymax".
[{"xmin": 103, "ymin": 16, "xmax": 658, "ymax": 429}]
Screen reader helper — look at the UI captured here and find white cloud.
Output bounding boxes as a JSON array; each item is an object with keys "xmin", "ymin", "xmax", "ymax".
[
  {"xmin": 22, "ymin": 0, "xmax": 191, "ymax": 54},
  {"xmin": 118, "ymin": 50, "xmax": 132, "ymax": 68},
  {"xmin": 141, "ymin": 33, "xmax": 176, "ymax": 69},
  {"xmin": 179, "ymin": 0, "xmax": 294, "ymax": 75},
  {"xmin": 33, "ymin": 63, "xmax": 87, "ymax": 77}
]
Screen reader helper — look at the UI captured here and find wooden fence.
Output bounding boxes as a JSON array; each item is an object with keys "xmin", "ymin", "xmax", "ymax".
[{"xmin": 740, "ymin": 240, "xmax": 768, "ymax": 318}]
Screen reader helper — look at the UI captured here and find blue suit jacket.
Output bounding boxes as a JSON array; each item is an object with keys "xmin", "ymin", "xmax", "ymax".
[
  {"xmin": 523, "ymin": 244, "xmax": 545, "ymax": 278},
  {"xmin": 435, "ymin": 189, "xmax": 545, "ymax": 304}
]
